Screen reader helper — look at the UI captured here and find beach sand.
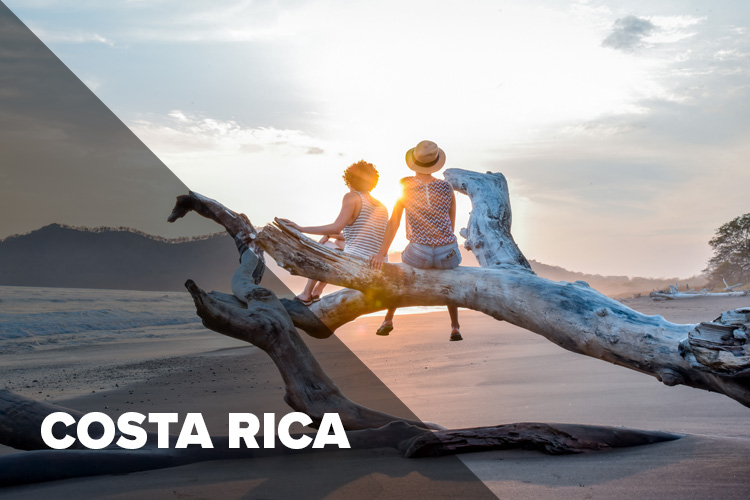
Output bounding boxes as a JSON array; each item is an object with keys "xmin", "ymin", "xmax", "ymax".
[{"xmin": 2, "ymin": 295, "xmax": 749, "ymax": 499}]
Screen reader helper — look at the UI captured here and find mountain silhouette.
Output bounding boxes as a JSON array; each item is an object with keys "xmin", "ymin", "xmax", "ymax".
[{"xmin": 0, "ymin": 224, "xmax": 292, "ymax": 293}]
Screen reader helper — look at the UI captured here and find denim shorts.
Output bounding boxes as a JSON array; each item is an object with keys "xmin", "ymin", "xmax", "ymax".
[{"xmin": 402, "ymin": 241, "xmax": 461, "ymax": 270}]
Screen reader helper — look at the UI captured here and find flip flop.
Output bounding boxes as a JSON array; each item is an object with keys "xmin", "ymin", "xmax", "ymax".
[
  {"xmin": 311, "ymin": 295, "xmax": 321, "ymax": 302},
  {"xmin": 295, "ymin": 296, "xmax": 314, "ymax": 306},
  {"xmin": 450, "ymin": 332, "xmax": 463, "ymax": 341},
  {"xmin": 376, "ymin": 323, "xmax": 394, "ymax": 336}
]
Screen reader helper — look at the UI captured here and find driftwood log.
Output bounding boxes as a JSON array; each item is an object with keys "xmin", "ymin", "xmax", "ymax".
[
  {"xmin": 651, "ymin": 290, "xmax": 749, "ymax": 300},
  {"xmin": 650, "ymin": 281, "xmax": 749, "ymax": 300},
  {"xmin": 0, "ymin": 168, "xmax": 745, "ymax": 485},
  {"xmin": 251, "ymin": 169, "xmax": 750, "ymax": 407}
]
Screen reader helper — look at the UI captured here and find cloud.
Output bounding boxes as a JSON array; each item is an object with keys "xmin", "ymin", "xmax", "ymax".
[
  {"xmin": 40, "ymin": 30, "xmax": 115, "ymax": 46},
  {"xmin": 559, "ymin": 118, "xmax": 646, "ymax": 139},
  {"xmin": 602, "ymin": 15, "xmax": 656, "ymax": 52},
  {"xmin": 8, "ymin": 0, "xmax": 307, "ymax": 44},
  {"xmin": 130, "ymin": 111, "xmax": 327, "ymax": 157},
  {"xmin": 125, "ymin": 110, "xmax": 353, "ymax": 234},
  {"xmin": 483, "ymin": 91, "xmax": 750, "ymax": 278}
]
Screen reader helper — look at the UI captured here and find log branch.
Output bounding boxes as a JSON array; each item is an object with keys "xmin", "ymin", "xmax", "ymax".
[
  {"xmin": 402, "ymin": 422, "xmax": 681, "ymax": 458},
  {"xmin": 443, "ymin": 169, "xmax": 531, "ymax": 270},
  {"xmin": 680, "ymin": 308, "xmax": 750, "ymax": 379},
  {"xmin": 187, "ymin": 250, "xmax": 432, "ymax": 431}
]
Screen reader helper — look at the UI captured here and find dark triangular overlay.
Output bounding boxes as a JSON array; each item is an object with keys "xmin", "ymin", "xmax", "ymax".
[
  {"xmin": 0, "ymin": 2, "xmax": 497, "ymax": 498},
  {"xmin": 0, "ymin": 2, "xmax": 217, "ymax": 239}
]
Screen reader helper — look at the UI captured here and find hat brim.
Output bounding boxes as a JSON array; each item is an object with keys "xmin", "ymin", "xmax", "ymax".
[{"xmin": 405, "ymin": 147, "xmax": 446, "ymax": 174}]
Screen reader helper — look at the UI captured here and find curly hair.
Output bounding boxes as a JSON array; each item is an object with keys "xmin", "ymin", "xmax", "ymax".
[{"xmin": 342, "ymin": 160, "xmax": 379, "ymax": 192}]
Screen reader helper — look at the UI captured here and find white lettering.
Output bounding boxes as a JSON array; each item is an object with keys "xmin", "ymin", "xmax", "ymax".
[
  {"xmin": 277, "ymin": 412, "xmax": 313, "ymax": 449},
  {"xmin": 40, "ymin": 412, "xmax": 76, "ymax": 450},
  {"xmin": 313, "ymin": 413, "xmax": 350, "ymax": 448},
  {"xmin": 175, "ymin": 413, "xmax": 213, "ymax": 448},
  {"xmin": 149, "ymin": 413, "xmax": 178, "ymax": 448},
  {"xmin": 228, "ymin": 413, "xmax": 260, "ymax": 448},
  {"xmin": 263, "ymin": 412, "xmax": 275, "ymax": 448},
  {"xmin": 77, "ymin": 412, "xmax": 116, "ymax": 450},
  {"xmin": 116, "ymin": 412, "xmax": 147, "ymax": 450},
  {"xmin": 39, "ymin": 411, "xmax": 350, "ymax": 450}
]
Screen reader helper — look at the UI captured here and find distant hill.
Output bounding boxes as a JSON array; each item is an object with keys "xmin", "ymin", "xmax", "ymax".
[
  {"xmin": 526, "ymin": 259, "xmax": 707, "ymax": 298},
  {"xmin": 0, "ymin": 224, "xmax": 290, "ymax": 294},
  {"xmin": 388, "ymin": 246, "xmax": 704, "ymax": 297},
  {"xmin": 0, "ymin": 224, "xmax": 704, "ymax": 297}
]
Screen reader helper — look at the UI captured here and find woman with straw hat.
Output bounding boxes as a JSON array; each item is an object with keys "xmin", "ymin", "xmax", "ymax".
[{"xmin": 370, "ymin": 140, "xmax": 463, "ymax": 341}]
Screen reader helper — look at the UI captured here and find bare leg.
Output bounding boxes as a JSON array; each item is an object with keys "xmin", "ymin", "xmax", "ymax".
[
  {"xmin": 384, "ymin": 308, "xmax": 396, "ymax": 324},
  {"xmin": 376, "ymin": 308, "xmax": 396, "ymax": 336},
  {"xmin": 298, "ymin": 279, "xmax": 317, "ymax": 302},
  {"xmin": 311, "ymin": 281, "xmax": 327, "ymax": 298},
  {"xmin": 298, "ymin": 235, "xmax": 335, "ymax": 302},
  {"xmin": 448, "ymin": 306, "xmax": 460, "ymax": 332},
  {"xmin": 448, "ymin": 305, "xmax": 462, "ymax": 341}
]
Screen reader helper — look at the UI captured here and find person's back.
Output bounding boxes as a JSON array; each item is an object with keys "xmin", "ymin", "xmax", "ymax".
[
  {"xmin": 400, "ymin": 176, "xmax": 456, "ymax": 247},
  {"xmin": 343, "ymin": 191, "xmax": 388, "ymax": 259},
  {"xmin": 281, "ymin": 160, "xmax": 388, "ymax": 305},
  {"xmin": 370, "ymin": 140, "xmax": 463, "ymax": 340}
]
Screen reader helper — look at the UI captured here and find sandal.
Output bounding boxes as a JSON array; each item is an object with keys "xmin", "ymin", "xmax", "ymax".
[
  {"xmin": 376, "ymin": 322, "xmax": 394, "ymax": 336},
  {"xmin": 295, "ymin": 296, "xmax": 314, "ymax": 306},
  {"xmin": 311, "ymin": 295, "xmax": 321, "ymax": 302},
  {"xmin": 450, "ymin": 332, "xmax": 463, "ymax": 342}
]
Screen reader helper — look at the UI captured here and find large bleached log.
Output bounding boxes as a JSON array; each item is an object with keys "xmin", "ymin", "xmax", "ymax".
[
  {"xmin": 167, "ymin": 174, "xmax": 749, "ymax": 408},
  {"xmin": 260, "ymin": 220, "xmax": 750, "ymax": 406},
  {"xmin": 253, "ymin": 169, "xmax": 750, "ymax": 408}
]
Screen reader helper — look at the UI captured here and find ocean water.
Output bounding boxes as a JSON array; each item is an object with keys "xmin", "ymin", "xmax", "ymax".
[
  {"xmin": 0, "ymin": 286, "xmax": 204, "ymax": 354},
  {"xmin": 0, "ymin": 285, "xmax": 449, "ymax": 355}
]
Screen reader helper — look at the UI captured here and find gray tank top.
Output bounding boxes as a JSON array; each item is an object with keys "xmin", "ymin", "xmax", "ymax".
[{"xmin": 343, "ymin": 192, "xmax": 388, "ymax": 259}]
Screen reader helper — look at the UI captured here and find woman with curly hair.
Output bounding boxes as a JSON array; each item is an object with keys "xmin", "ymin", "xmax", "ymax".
[{"xmin": 280, "ymin": 160, "xmax": 388, "ymax": 305}]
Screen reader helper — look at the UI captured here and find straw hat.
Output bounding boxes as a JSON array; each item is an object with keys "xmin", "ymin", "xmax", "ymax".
[{"xmin": 405, "ymin": 140, "xmax": 446, "ymax": 174}]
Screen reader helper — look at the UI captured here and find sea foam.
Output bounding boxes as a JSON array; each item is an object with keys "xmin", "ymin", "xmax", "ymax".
[{"xmin": 0, "ymin": 286, "xmax": 202, "ymax": 352}]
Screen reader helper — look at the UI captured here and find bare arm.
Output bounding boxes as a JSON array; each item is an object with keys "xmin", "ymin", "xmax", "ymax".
[
  {"xmin": 369, "ymin": 199, "xmax": 404, "ymax": 271},
  {"xmin": 279, "ymin": 193, "xmax": 359, "ymax": 236}
]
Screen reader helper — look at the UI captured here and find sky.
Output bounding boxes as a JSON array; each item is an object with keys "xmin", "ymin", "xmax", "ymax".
[{"xmin": 4, "ymin": 0, "xmax": 750, "ymax": 278}]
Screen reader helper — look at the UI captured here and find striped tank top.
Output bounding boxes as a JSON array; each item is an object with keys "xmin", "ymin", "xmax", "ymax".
[
  {"xmin": 401, "ymin": 177, "xmax": 457, "ymax": 246},
  {"xmin": 343, "ymin": 192, "xmax": 389, "ymax": 259}
]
